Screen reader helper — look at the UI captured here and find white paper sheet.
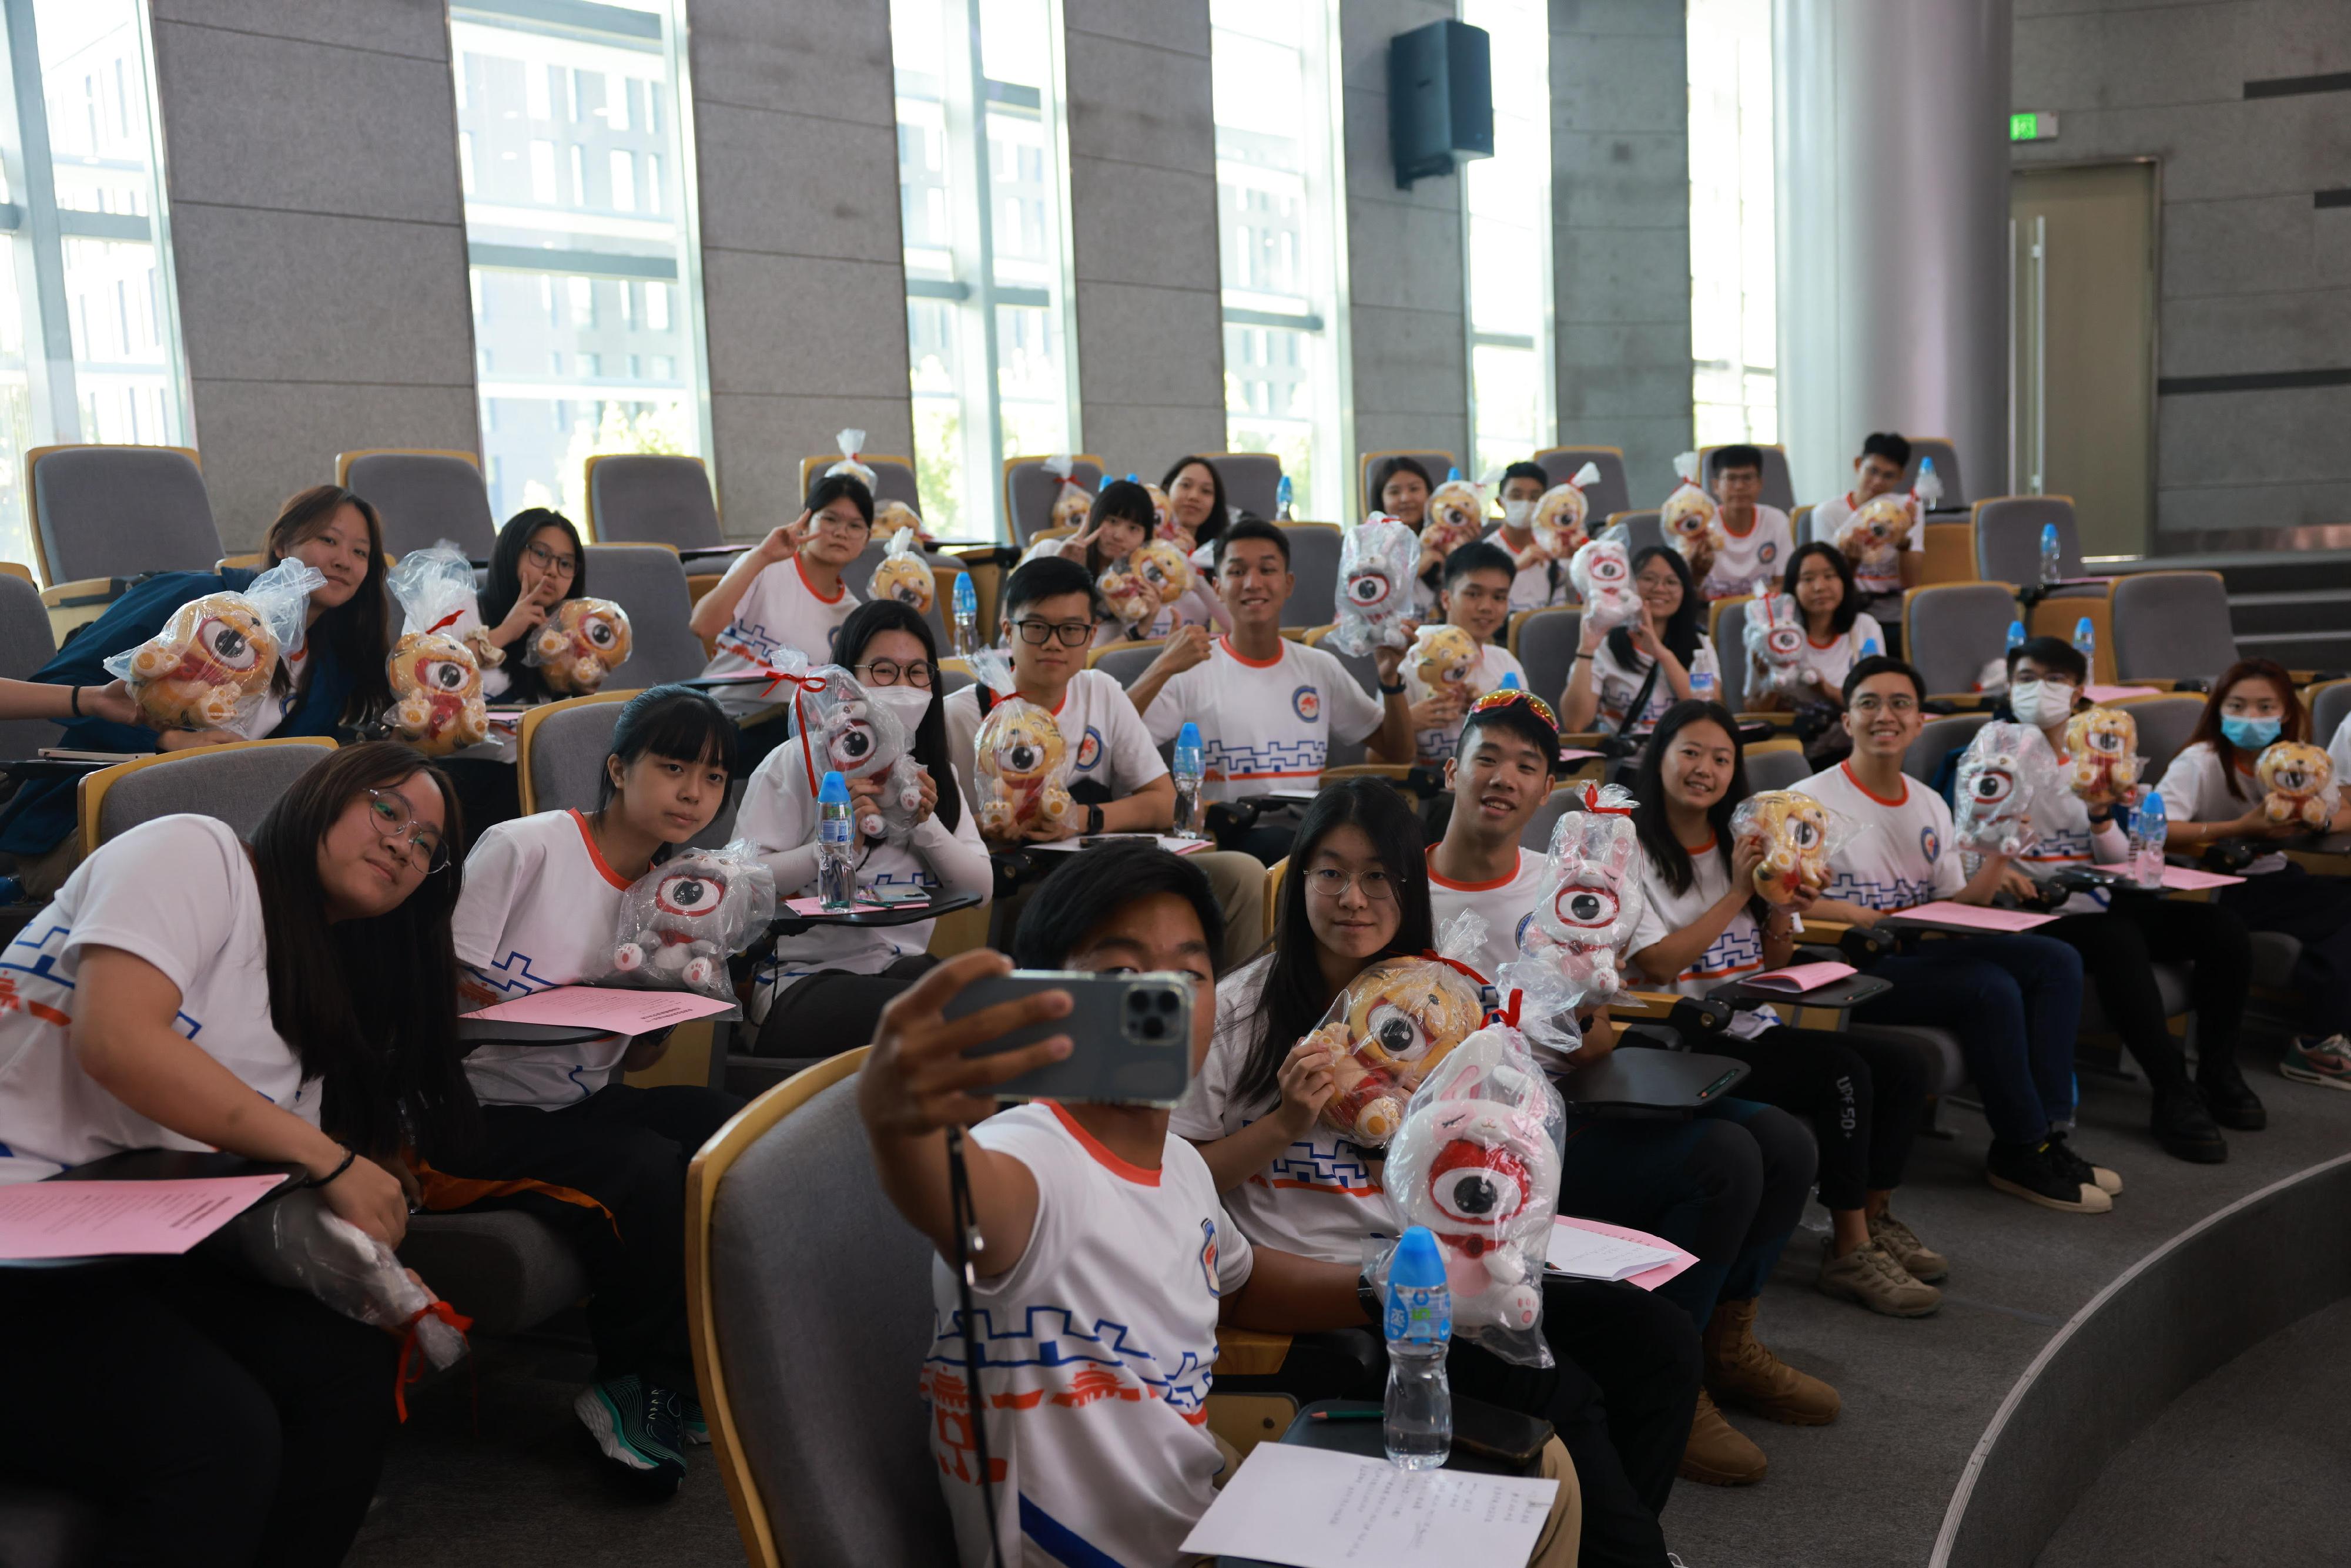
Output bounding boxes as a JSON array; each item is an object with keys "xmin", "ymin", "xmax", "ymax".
[
  {"xmin": 1178, "ymin": 1443, "xmax": 1555, "ymax": 1567},
  {"xmin": 1544, "ymin": 1219, "xmax": 1679, "ymax": 1282}
]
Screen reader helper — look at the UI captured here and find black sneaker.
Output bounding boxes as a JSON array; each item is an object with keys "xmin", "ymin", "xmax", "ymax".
[
  {"xmin": 2149, "ymin": 1084, "xmax": 2227, "ymax": 1164},
  {"xmin": 2196, "ymin": 1053, "xmax": 2268, "ymax": 1130},
  {"xmin": 2047, "ymin": 1130, "xmax": 2122, "ymax": 1195},
  {"xmin": 1986, "ymin": 1138, "xmax": 2112, "ymax": 1213},
  {"xmin": 680, "ymin": 1389, "xmax": 710, "ymax": 1446},
  {"xmin": 574, "ymin": 1375, "xmax": 686, "ymax": 1496}
]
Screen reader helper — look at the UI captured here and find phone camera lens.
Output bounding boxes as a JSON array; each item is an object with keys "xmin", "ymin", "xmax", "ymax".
[
  {"xmin": 1138, "ymin": 1017, "xmax": 1164, "ymax": 1040},
  {"xmin": 1155, "ymin": 990, "xmax": 1180, "ymax": 1013},
  {"xmin": 1126, "ymin": 991, "xmax": 1151, "ymax": 1012}
]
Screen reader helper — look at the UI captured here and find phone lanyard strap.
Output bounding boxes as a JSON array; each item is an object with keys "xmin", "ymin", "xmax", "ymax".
[{"xmin": 946, "ymin": 1126, "xmax": 1010, "ymax": 1568}]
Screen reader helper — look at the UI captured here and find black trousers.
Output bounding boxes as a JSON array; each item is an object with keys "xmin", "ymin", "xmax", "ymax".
[
  {"xmin": 2219, "ymin": 863, "xmax": 2351, "ymax": 1034},
  {"xmin": 1707, "ymin": 1025, "xmax": 1929, "ymax": 1211},
  {"xmin": 2047, "ymin": 895, "xmax": 2252, "ymax": 1088},
  {"xmin": 0, "ymin": 1254, "xmax": 398, "ymax": 1567},
  {"xmin": 753, "ymin": 954, "xmax": 937, "ymax": 1058},
  {"xmin": 428, "ymin": 1083, "xmax": 741, "ymax": 1385}
]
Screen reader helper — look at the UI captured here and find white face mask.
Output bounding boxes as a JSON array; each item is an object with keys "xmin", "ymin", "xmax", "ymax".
[
  {"xmin": 867, "ymin": 682, "xmax": 933, "ymax": 733},
  {"xmin": 2009, "ymin": 679, "xmax": 2074, "ymax": 729},
  {"xmin": 1502, "ymin": 498, "xmax": 1536, "ymax": 530}
]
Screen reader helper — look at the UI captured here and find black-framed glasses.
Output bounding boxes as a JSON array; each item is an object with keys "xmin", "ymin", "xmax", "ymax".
[
  {"xmin": 1304, "ymin": 867, "xmax": 1397, "ymax": 902},
  {"xmin": 523, "ymin": 541, "xmax": 578, "ymax": 576},
  {"xmin": 1013, "ymin": 618, "xmax": 1094, "ymax": 648},
  {"xmin": 854, "ymin": 658, "xmax": 934, "ymax": 689},
  {"xmin": 366, "ymin": 788, "xmax": 450, "ymax": 873}
]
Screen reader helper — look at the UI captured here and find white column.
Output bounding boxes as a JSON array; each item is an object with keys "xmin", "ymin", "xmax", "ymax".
[{"xmin": 1773, "ymin": 0, "xmax": 2012, "ymax": 504}]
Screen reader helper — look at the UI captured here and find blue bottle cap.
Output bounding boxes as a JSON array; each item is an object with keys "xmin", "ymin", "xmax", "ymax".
[
  {"xmin": 1446, "ymin": 465, "xmax": 1461, "ymax": 483},
  {"xmin": 1277, "ymin": 475, "xmax": 1292, "ymax": 502},
  {"xmin": 1177, "ymin": 720, "xmax": 1202, "ymax": 748},
  {"xmin": 1920, "ymin": 457, "xmax": 1936, "ymax": 473},
  {"xmin": 2006, "ymin": 619, "xmax": 2027, "ymax": 648},
  {"xmin": 953, "ymin": 574, "xmax": 976, "ymax": 609},
  {"xmin": 2074, "ymin": 617, "xmax": 2094, "ymax": 640},
  {"xmin": 1861, "ymin": 636, "xmax": 1881, "ymax": 657},
  {"xmin": 1500, "ymin": 671, "xmax": 1522, "ymax": 689},
  {"xmin": 2042, "ymin": 522, "xmax": 2059, "ymax": 542},
  {"xmin": 1384, "ymin": 1226, "xmax": 1450, "ymax": 1344},
  {"xmin": 818, "ymin": 770, "xmax": 850, "ymax": 805}
]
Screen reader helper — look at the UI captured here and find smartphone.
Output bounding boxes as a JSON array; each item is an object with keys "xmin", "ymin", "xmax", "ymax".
[
  {"xmin": 866, "ymin": 884, "xmax": 932, "ymax": 906},
  {"xmin": 1451, "ymin": 1399, "xmax": 1556, "ymax": 1470},
  {"xmin": 947, "ymin": 970, "xmax": 1194, "ymax": 1107}
]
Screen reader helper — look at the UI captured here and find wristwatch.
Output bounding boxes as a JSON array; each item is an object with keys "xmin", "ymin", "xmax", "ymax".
[
  {"xmin": 1379, "ymin": 678, "xmax": 1406, "ymax": 695},
  {"xmin": 1084, "ymin": 803, "xmax": 1104, "ymax": 835}
]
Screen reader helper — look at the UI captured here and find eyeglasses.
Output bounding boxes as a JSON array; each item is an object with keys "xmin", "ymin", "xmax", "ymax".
[
  {"xmin": 1468, "ymin": 687, "xmax": 1559, "ymax": 733},
  {"xmin": 1304, "ymin": 867, "xmax": 1397, "ymax": 902},
  {"xmin": 523, "ymin": 541, "xmax": 578, "ymax": 576},
  {"xmin": 812, "ymin": 511, "xmax": 872, "ymax": 536},
  {"xmin": 366, "ymin": 788, "xmax": 450, "ymax": 873},
  {"xmin": 1013, "ymin": 618, "xmax": 1094, "ymax": 648},
  {"xmin": 1848, "ymin": 693, "xmax": 1919, "ymax": 716},
  {"xmin": 854, "ymin": 658, "xmax": 933, "ymax": 689}
]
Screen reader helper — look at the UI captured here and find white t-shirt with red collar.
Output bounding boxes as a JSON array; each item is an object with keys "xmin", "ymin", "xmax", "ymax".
[
  {"xmin": 1426, "ymin": 845, "xmax": 1548, "ymax": 983},
  {"xmin": 945, "ymin": 669, "xmax": 1170, "ymax": 818},
  {"xmin": 1702, "ymin": 504, "xmax": 1795, "ymax": 600},
  {"xmin": 926, "ymin": 1100, "xmax": 1253, "ymax": 1568},
  {"xmin": 1797, "ymin": 760, "xmax": 1967, "ymax": 913},
  {"xmin": 699, "ymin": 555, "xmax": 862, "ymax": 717},
  {"xmin": 1142, "ymin": 636, "xmax": 1383, "ymax": 803},
  {"xmin": 1406, "ymin": 642, "xmax": 1528, "ymax": 765},
  {"xmin": 451, "ymin": 808, "xmax": 637, "ymax": 1107},
  {"xmin": 1626, "ymin": 836, "xmax": 1777, "ymax": 1040},
  {"xmin": 1797, "ymin": 611, "xmax": 1885, "ymax": 695}
]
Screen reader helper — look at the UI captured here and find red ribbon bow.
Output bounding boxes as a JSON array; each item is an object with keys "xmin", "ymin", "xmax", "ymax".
[
  {"xmin": 1582, "ymin": 783, "xmax": 1633, "ymax": 817},
  {"xmin": 394, "ymin": 1298, "xmax": 475, "ymax": 1423}
]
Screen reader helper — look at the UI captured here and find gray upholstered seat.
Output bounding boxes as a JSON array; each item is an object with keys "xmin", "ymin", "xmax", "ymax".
[
  {"xmin": 706, "ymin": 1073, "xmax": 956, "ymax": 1565},
  {"xmin": 801, "ymin": 454, "xmax": 920, "ymax": 513},
  {"xmin": 1903, "ymin": 439, "xmax": 1965, "ymax": 508},
  {"xmin": 586, "ymin": 454, "xmax": 724, "ymax": 552},
  {"xmin": 1606, "ymin": 510, "xmax": 1663, "ymax": 558},
  {"xmin": 30, "ymin": 445, "xmax": 223, "ymax": 585},
  {"xmin": 1698, "ymin": 443, "xmax": 1796, "ymax": 513},
  {"xmin": 524, "ymin": 694, "xmax": 740, "ymax": 847},
  {"xmin": 340, "ymin": 451, "xmax": 498, "ymax": 562},
  {"xmin": 2249, "ymin": 930, "xmax": 2302, "ymax": 991},
  {"xmin": 1309, "ymin": 637, "xmax": 1383, "ymax": 769},
  {"xmin": 2119, "ymin": 695, "xmax": 2206, "ymax": 780},
  {"xmin": 2110, "ymin": 572, "xmax": 2237, "ymax": 685},
  {"xmin": 1521, "ymin": 783, "xmax": 1586, "ymax": 850},
  {"xmin": 844, "ymin": 539, "xmax": 959, "ymax": 652},
  {"xmin": 396, "ymin": 1211, "xmax": 590, "ymax": 1336},
  {"xmin": 1903, "ymin": 712, "xmax": 1989, "ymax": 785},
  {"xmin": 1905, "ymin": 583, "xmax": 2015, "ymax": 697},
  {"xmin": 1714, "ymin": 599, "xmax": 1754, "ymax": 712},
  {"xmin": 1533, "ymin": 447, "xmax": 1631, "ymax": 521},
  {"xmin": 1847, "ymin": 1023, "xmax": 1968, "ymax": 1095},
  {"xmin": 1089, "ymin": 640, "xmax": 1164, "ymax": 690},
  {"xmin": 1513, "ymin": 608, "xmax": 1582, "ymax": 709},
  {"xmin": 92, "ymin": 741, "xmax": 336, "ymax": 844},
  {"xmin": 0, "ymin": 574, "xmax": 60, "ymax": 762},
  {"xmin": 1281, "ymin": 524, "xmax": 1341, "ymax": 629},
  {"xmin": 1974, "ymin": 496, "xmax": 2082, "ymax": 588},
  {"xmin": 1004, "ymin": 457, "xmax": 1103, "ymax": 545},
  {"xmin": 584, "ymin": 544, "xmax": 709, "ymax": 689},
  {"xmin": 1361, "ymin": 450, "xmax": 1457, "ymax": 517},
  {"xmin": 1205, "ymin": 452, "xmax": 1282, "ymax": 519},
  {"xmin": 2311, "ymin": 682, "xmax": 2351, "ymax": 753},
  {"xmin": 1746, "ymin": 748, "xmax": 1814, "ymax": 793}
]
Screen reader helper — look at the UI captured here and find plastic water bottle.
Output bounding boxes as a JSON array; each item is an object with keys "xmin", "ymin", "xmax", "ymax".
[
  {"xmin": 1500, "ymin": 671, "xmax": 1522, "ymax": 690},
  {"xmin": 2131, "ymin": 790, "xmax": 2168, "ymax": 890},
  {"xmin": 1274, "ymin": 474, "xmax": 1294, "ymax": 522},
  {"xmin": 1915, "ymin": 457, "xmax": 1944, "ymax": 511},
  {"xmin": 1860, "ymin": 635, "xmax": 1882, "ymax": 658},
  {"xmin": 2039, "ymin": 522, "xmax": 2062, "ymax": 587},
  {"xmin": 1689, "ymin": 643, "xmax": 1720, "ymax": 705},
  {"xmin": 817, "ymin": 770, "xmax": 856, "ymax": 910},
  {"xmin": 1172, "ymin": 722, "xmax": 1205, "ymax": 840},
  {"xmin": 2072, "ymin": 616, "xmax": 2097, "ymax": 673},
  {"xmin": 1384, "ymin": 1226, "xmax": 1452, "ymax": 1471},
  {"xmin": 952, "ymin": 572, "xmax": 979, "ymax": 656},
  {"xmin": 2006, "ymin": 619, "xmax": 2027, "ymax": 654},
  {"xmin": 1446, "ymin": 465, "xmax": 1461, "ymax": 483}
]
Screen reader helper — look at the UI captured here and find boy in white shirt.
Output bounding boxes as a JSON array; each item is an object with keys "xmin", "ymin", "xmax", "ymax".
[
  {"xmin": 1795, "ymin": 656, "xmax": 2114, "ymax": 1213},
  {"xmin": 1804, "ymin": 432, "xmax": 1924, "ymax": 629},
  {"xmin": 691, "ymin": 473, "xmax": 870, "ymax": 724},
  {"xmin": 1135, "ymin": 518, "xmax": 1413, "ymax": 799},
  {"xmin": 1702, "ymin": 445, "xmax": 1795, "ymax": 601},
  {"xmin": 1405, "ymin": 541, "xmax": 1532, "ymax": 765},
  {"xmin": 1424, "ymin": 689, "xmax": 1561, "ymax": 982},
  {"xmin": 860, "ymin": 845, "xmax": 1583, "ymax": 1568},
  {"xmin": 1493, "ymin": 460, "xmax": 1574, "ymax": 613}
]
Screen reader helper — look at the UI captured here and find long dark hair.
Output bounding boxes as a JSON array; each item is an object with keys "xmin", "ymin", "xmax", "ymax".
[
  {"xmin": 1082, "ymin": 481, "xmax": 1157, "ymax": 575},
  {"xmin": 264, "ymin": 486, "xmax": 394, "ymax": 724},
  {"xmin": 598, "ymin": 684, "xmax": 739, "ymax": 815},
  {"xmin": 1629, "ymin": 699, "xmax": 1764, "ymax": 924},
  {"xmin": 1159, "ymin": 455, "xmax": 1229, "ymax": 549},
  {"xmin": 250, "ymin": 741, "xmax": 474, "ymax": 1163},
  {"xmin": 480, "ymin": 509, "xmax": 590, "ymax": 705},
  {"xmin": 835, "ymin": 598, "xmax": 961, "ymax": 834},
  {"xmin": 1607, "ymin": 545, "xmax": 1703, "ymax": 670},
  {"xmin": 1239, "ymin": 780, "xmax": 1432, "ymax": 1106},
  {"xmin": 2191, "ymin": 657, "xmax": 2306, "ymax": 802},
  {"xmin": 1781, "ymin": 540, "xmax": 1859, "ymax": 638},
  {"xmin": 1374, "ymin": 455, "xmax": 1432, "ymax": 516}
]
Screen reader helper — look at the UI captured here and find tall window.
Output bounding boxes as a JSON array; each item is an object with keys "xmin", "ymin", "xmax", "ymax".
[
  {"xmin": 1211, "ymin": 0, "xmax": 1348, "ymax": 521},
  {"xmin": 892, "ymin": 0, "xmax": 1079, "ymax": 540},
  {"xmin": 1685, "ymin": 0, "xmax": 1774, "ymax": 445},
  {"xmin": 0, "ymin": 0, "xmax": 191, "ymax": 570},
  {"xmin": 1460, "ymin": 0, "xmax": 1552, "ymax": 480},
  {"xmin": 451, "ymin": 0, "xmax": 711, "ymax": 521}
]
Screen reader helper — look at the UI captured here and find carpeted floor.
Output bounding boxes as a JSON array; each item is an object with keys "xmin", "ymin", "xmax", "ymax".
[
  {"xmin": 2031, "ymin": 1296, "xmax": 2351, "ymax": 1567},
  {"xmin": 350, "ymin": 1042, "xmax": 2351, "ymax": 1568}
]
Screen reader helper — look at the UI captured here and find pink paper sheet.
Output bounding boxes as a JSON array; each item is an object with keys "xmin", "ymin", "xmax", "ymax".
[
  {"xmin": 0, "ymin": 1175, "xmax": 289, "ymax": 1260},
  {"xmin": 465, "ymin": 985, "xmax": 734, "ymax": 1031},
  {"xmin": 1741, "ymin": 961, "xmax": 1857, "ymax": 993},
  {"xmin": 1891, "ymin": 900, "xmax": 2058, "ymax": 932},
  {"xmin": 2082, "ymin": 684, "xmax": 2162, "ymax": 703},
  {"xmin": 1559, "ymin": 748, "xmax": 1604, "ymax": 763},
  {"xmin": 1551, "ymin": 1215, "xmax": 1697, "ymax": 1292},
  {"xmin": 785, "ymin": 896, "xmax": 892, "ymax": 914},
  {"xmin": 2161, "ymin": 865, "xmax": 2246, "ymax": 891}
]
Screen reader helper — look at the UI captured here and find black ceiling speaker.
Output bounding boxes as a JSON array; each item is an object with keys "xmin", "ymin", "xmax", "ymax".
[{"xmin": 1389, "ymin": 19, "xmax": 1493, "ymax": 189}]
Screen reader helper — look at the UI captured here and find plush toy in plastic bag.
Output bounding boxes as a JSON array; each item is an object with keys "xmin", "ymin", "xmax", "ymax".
[
  {"xmin": 1732, "ymin": 790, "xmax": 1838, "ymax": 906},
  {"xmin": 1141, "ymin": 481, "xmax": 1174, "ymax": 540},
  {"xmin": 1567, "ymin": 536, "xmax": 1640, "ymax": 634},
  {"xmin": 1530, "ymin": 462, "xmax": 1603, "ymax": 560},
  {"xmin": 2256, "ymin": 741, "xmax": 2333, "ymax": 829},
  {"xmin": 1099, "ymin": 541, "xmax": 1193, "ymax": 633},
  {"xmin": 1837, "ymin": 492, "xmax": 1915, "ymax": 598},
  {"xmin": 867, "ymin": 526, "xmax": 936, "ymax": 614},
  {"xmin": 2061, "ymin": 706, "xmax": 2142, "ymax": 808},
  {"xmin": 1041, "ymin": 454, "xmax": 1093, "ymax": 534},
  {"xmin": 106, "ymin": 558, "xmax": 323, "ymax": 732},
  {"xmin": 608, "ymin": 838, "xmax": 778, "ymax": 999},
  {"xmin": 969, "ymin": 649, "xmax": 1076, "ymax": 839},
  {"xmin": 1300, "ymin": 912, "xmax": 1492, "ymax": 1146},
  {"xmin": 226, "ymin": 1188, "xmax": 469, "ymax": 1385},
  {"xmin": 873, "ymin": 498, "xmax": 928, "ymax": 550},
  {"xmin": 528, "ymin": 598, "xmax": 633, "ymax": 695},
  {"xmin": 1506, "ymin": 784, "xmax": 1645, "ymax": 1017},
  {"xmin": 1327, "ymin": 514, "xmax": 1419, "ymax": 658},
  {"xmin": 384, "ymin": 542, "xmax": 491, "ymax": 755},
  {"xmin": 1953, "ymin": 721, "xmax": 2062, "ymax": 859},
  {"xmin": 1660, "ymin": 451, "xmax": 1724, "ymax": 581},
  {"xmin": 1421, "ymin": 478, "xmax": 1486, "ymax": 561},
  {"xmin": 823, "ymin": 428, "xmax": 876, "ymax": 493},
  {"xmin": 1383, "ymin": 1022, "xmax": 1565, "ymax": 1363},
  {"xmin": 1743, "ymin": 579, "xmax": 1809, "ymax": 703},
  {"xmin": 797, "ymin": 665, "xmax": 925, "ymax": 843},
  {"xmin": 1408, "ymin": 624, "xmax": 1479, "ymax": 696}
]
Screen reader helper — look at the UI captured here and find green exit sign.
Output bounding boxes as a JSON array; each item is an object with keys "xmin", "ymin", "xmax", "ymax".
[{"xmin": 2011, "ymin": 110, "xmax": 2059, "ymax": 142}]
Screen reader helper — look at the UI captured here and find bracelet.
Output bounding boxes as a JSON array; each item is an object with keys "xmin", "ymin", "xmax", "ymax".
[
  {"xmin": 1378, "ymin": 680, "xmax": 1405, "ymax": 695},
  {"xmin": 304, "ymin": 1147, "xmax": 357, "ymax": 1190},
  {"xmin": 1573, "ymin": 652, "xmax": 1593, "ymax": 662},
  {"xmin": 68, "ymin": 685, "xmax": 82, "ymax": 718}
]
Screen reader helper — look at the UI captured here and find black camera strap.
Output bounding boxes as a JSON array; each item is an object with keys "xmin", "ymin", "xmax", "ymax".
[{"xmin": 945, "ymin": 1125, "xmax": 1009, "ymax": 1568}]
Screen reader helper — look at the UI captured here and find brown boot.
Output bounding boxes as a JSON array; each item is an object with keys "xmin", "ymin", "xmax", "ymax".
[
  {"xmin": 1677, "ymin": 1388, "xmax": 1766, "ymax": 1486},
  {"xmin": 1703, "ymin": 1296, "xmax": 1840, "ymax": 1426}
]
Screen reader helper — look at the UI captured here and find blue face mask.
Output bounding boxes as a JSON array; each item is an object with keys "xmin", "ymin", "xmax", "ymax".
[{"xmin": 2221, "ymin": 714, "xmax": 2282, "ymax": 751}]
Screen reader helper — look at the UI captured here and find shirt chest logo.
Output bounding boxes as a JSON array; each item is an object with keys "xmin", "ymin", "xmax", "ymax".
[
  {"xmin": 1074, "ymin": 726, "xmax": 1104, "ymax": 771},
  {"xmin": 1292, "ymin": 685, "xmax": 1321, "ymax": 722},
  {"xmin": 1199, "ymin": 1218, "xmax": 1221, "ymax": 1298},
  {"xmin": 1759, "ymin": 541, "xmax": 1779, "ymax": 564},
  {"xmin": 1921, "ymin": 825, "xmax": 1940, "ymax": 864}
]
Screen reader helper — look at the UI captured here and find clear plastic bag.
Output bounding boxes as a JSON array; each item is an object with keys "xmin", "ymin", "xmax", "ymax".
[
  {"xmin": 797, "ymin": 664, "xmax": 925, "ymax": 844},
  {"xmin": 1835, "ymin": 492, "xmax": 1915, "ymax": 597},
  {"xmin": 1041, "ymin": 453, "xmax": 1093, "ymax": 533},
  {"xmin": 1567, "ymin": 536, "xmax": 1640, "ymax": 634},
  {"xmin": 1730, "ymin": 789, "xmax": 1845, "ymax": 906},
  {"xmin": 1954, "ymin": 721, "xmax": 2064, "ymax": 859},
  {"xmin": 824, "ymin": 427, "xmax": 876, "ymax": 493},
  {"xmin": 527, "ymin": 598, "xmax": 633, "ymax": 695},
  {"xmin": 229, "ymin": 1188, "xmax": 468, "ymax": 1373},
  {"xmin": 1099, "ymin": 541, "xmax": 1194, "ymax": 632},
  {"xmin": 1659, "ymin": 450, "xmax": 1723, "ymax": 578},
  {"xmin": 867, "ymin": 525, "xmax": 936, "ymax": 614},
  {"xmin": 1327, "ymin": 514, "xmax": 1420, "ymax": 657},
  {"xmin": 969, "ymin": 648, "xmax": 1076, "ymax": 839},
  {"xmin": 2255, "ymin": 740, "xmax": 2333, "ymax": 829},
  {"xmin": 1382, "ymin": 1022, "xmax": 1565, "ymax": 1365},
  {"xmin": 1407, "ymin": 623, "xmax": 1479, "ymax": 695},
  {"xmin": 1499, "ymin": 785, "xmax": 1645, "ymax": 1034},
  {"xmin": 385, "ymin": 541, "xmax": 491, "ymax": 755},
  {"xmin": 106, "ymin": 558, "xmax": 324, "ymax": 733},
  {"xmin": 1421, "ymin": 478, "xmax": 1486, "ymax": 560},
  {"xmin": 1142, "ymin": 481, "xmax": 1174, "ymax": 540},
  {"xmin": 1530, "ymin": 462, "xmax": 1602, "ymax": 559},
  {"xmin": 607, "ymin": 837, "xmax": 779, "ymax": 999},
  {"xmin": 1742, "ymin": 579, "xmax": 1809, "ymax": 702},
  {"xmin": 1299, "ymin": 911, "xmax": 1492, "ymax": 1146},
  {"xmin": 874, "ymin": 498, "xmax": 927, "ymax": 550},
  {"xmin": 2061, "ymin": 706, "xmax": 2144, "ymax": 809}
]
